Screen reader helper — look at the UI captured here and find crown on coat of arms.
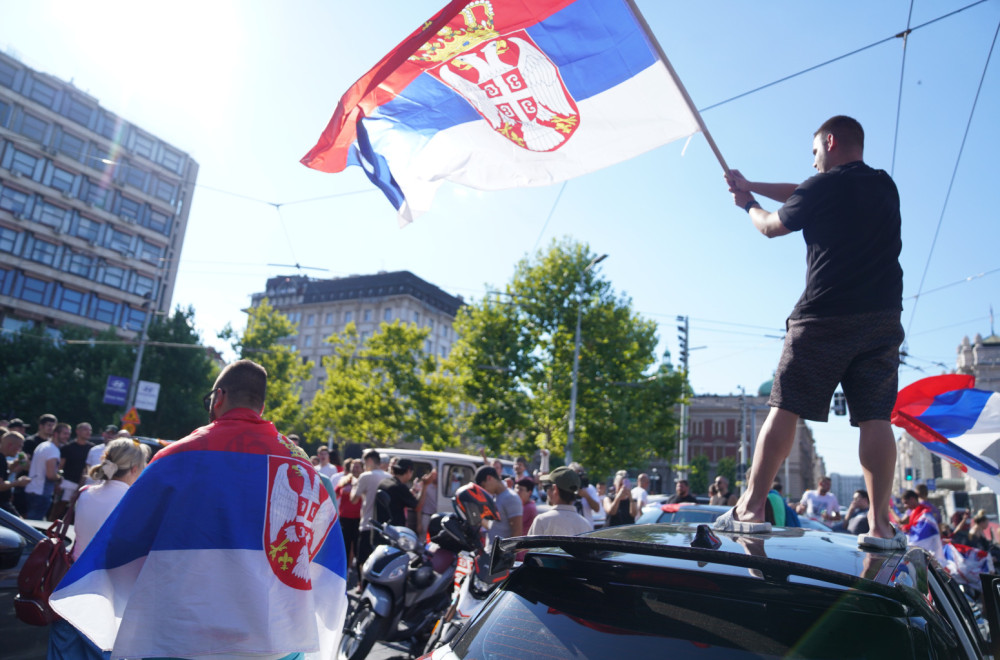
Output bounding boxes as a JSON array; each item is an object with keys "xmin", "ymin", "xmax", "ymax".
[{"xmin": 412, "ymin": 0, "xmax": 498, "ymax": 64}]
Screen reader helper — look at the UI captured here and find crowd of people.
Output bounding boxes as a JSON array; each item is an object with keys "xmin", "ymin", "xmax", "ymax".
[{"xmin": 1, "ymin": 414, "xmax": 140, "ymax": 522}]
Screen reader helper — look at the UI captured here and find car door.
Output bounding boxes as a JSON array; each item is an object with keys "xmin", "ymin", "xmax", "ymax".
[{"xmin": 0, "ymin": 511, "xmax": 51, "ymax": 659}]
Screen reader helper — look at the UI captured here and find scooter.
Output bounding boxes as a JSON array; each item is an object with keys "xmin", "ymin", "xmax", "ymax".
[{"xmin": 338, "ymin": 519, "xmax": 461, "ymax": 660}]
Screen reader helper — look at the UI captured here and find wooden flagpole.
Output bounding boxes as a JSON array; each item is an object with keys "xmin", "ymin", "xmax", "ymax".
[{"xmin": 625, "ymin": 0, "xmax": 730, "ymax": 173}]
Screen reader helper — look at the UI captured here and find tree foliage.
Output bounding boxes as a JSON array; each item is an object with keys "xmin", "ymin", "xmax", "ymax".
[
  {"xmin": 689, "ymin": 454, "xmax": 711, "ymax": 496},
  {"xmin": 0, "ymin": 308, "xmax": 217, "ymax": 438},
  {"xmin": 451, "ymin": 238, "xmax": 685, "ymax": 481},
  {"xmin": 308, "ymin": 321, "xmax": 456, "ymax": 448},
  {"xmin": 220, "ymin": 298, "xmax": 311, "ymax": 436}
]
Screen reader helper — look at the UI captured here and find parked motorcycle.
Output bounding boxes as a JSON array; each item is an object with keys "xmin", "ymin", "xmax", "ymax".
[{"xmin": 338, "ymin": 484, "xmax": 499, "ymax": 660}]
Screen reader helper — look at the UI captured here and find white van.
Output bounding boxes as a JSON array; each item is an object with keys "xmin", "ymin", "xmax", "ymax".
[{"xmin": 375, "ymin": 448, "xmax": 514, "ymax": 515}]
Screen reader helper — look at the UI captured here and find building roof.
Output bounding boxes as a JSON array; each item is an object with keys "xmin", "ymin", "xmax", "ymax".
[{"xmin": 265, "ymin": 271, "xmax": 465, "ymax": 317}]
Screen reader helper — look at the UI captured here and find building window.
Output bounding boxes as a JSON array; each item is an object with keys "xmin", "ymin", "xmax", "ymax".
[
  {"xmin": 74, "ymin": 216, "xmax": 101, "ymax": 242},
  {"xmin": 132, "ymin": 132, "xmax": 155, "ymax": 159},
  {"xmin": 138, "ymin": 239, "xmax": 163, "ymax": 264},
  {"xmin": 304, "ymin": 335, "xmax": 313, "ymax": 347},
  {"xmin": 425, "ymin": 340, "xmax": 432, "ymax": 353},
  {"xmin": 67, "ymin": 253, "xmax": 93, "ymax": 277},
  {"xmin": 344, "ymin": 311, "xmax": 353, "ymax": 323},
  {"xmin": 0, "ymin": 60, "xmax": 17, "ymax": 88},
  {"xmin": 11, "ymin": 150, "xmax": 37, "ymax": 177},
  {"xmin": 0, "ymin": 225, "xmax": 17, "ymax": 252},
  {"xmin": 20, "ymin": 276, "xmax": 48, "ymax": 304},
  {"xmin": 364, "ymin": 309, "xmax": 372, "ymax": 322},
  {"xmin": 88, "ymin": 144, "xmax": 112, "ymax": 172},
  {"xmin": 0, "ymin": 186, "xmax": 29, "ymax": 215},
  {"xmin": 123, "ymin": 306, "xmax": 146, "ymax": 331},
  {"xmin": 384, "ymin": 308, "xmax": 393, "ymax": 321},
  {"xmin": 160, "ymin": 148, "xmax": 184, "ymax": 174},
  {"xmin": 92, "ymin": 296, "xmax": 119, "ymax": 324},
  {"xmin": 63, "ymin": 96, "xmax": 94, "ymax": 127},
  {"xmin": 107, "ymin": 228, "xmax": 132, "ymax": 253},
  {"xmin": 123, "ymin": 163, "xmax": 149, "ymax": 190},
  {"xmin": 306, "ymin": 314, "xmax": 315, "ymax": 326},
  {"xmin": 147, "ymin": 209, "xmax": 171, "ymax": 235},
  {"xmin": 28, "ymin": 78, "xmax": 58, "ymax": 108},
  {"xmin": 50, "ymin": 167, "xmax": 75, "ymax": 194},
  {"xmin": 413, "ymin": 311, "xmax": 420, "ymax": 324},
  {"xmin": 56, "ymin": 131, "xmax": 86, "ymax": 162},
  {"xmin": 96, "ymin": 111, "xmax": 119, "ymax": 141},
  {"xmin": 0, "ymin": 99, "xmax": 9, "ymax": 127},
  {"xmin": 118, "ymin": 195, "xmax": 141, "ymax": 221},
  {"xmin": 361, "ymin": 330, "xmax": 370, "ymax": 341},
  {"xmin": 133, "ymin": 274, "xmax": 155, "ymax": 296},
  {"xmin": 57, "ymin": 287, "xmax": 86, "ymax": 315},
  {"xmin": 440, "ymin": 346, "xmax": 447, "ymax": 358},
  {"xmin": 102, "ymin": 265, "xmax": 126, "ymax": 289},
  {"xmin": 17, "ymin": 112, "xmax": 48, "ymax": 143},
  {"xmin": 37, "ymin": 202, "xmax": 67, "ymax": 229},
  {"xmin": 325, "ymin": 312, "xmax": 333, "ymax": 325},
  {"xmin": 428, "ymin": 318, "xmax": 434, "ymax": 330},
  {"xmin": 85, "ymin": 182, "xmax": 110, "ymax": 209},
  {"xmin": 152, "ymin": 177, "xmax": 177, "ymax": 204}
]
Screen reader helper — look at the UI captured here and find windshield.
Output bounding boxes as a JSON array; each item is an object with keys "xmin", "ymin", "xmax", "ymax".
[{"xmin": 450, "ymin": 559, "xmax": 914, "ymax": 659}]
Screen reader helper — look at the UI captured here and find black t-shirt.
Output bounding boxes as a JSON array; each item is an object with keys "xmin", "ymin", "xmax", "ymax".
[
  {"xmin": 22, "ymin": 434, "xmax": 43, "ymax": 458},
  {"xmin": 61, "ymin": 441, "xmax": 94, "ymax": 483},
  {"xmin": 377, "ymin": 476, "xmax": 418, "ymax": 527},
  {"xmin": 0, "ymin": 458, "xmax": 10, "ymax": 508},
  {"xmin": 666, "ymin": 493, "xmax": 698, "ymax": 504},
  {"xmin": 778, "ymin": 161, "xmax": 903, "ymax": 318}
]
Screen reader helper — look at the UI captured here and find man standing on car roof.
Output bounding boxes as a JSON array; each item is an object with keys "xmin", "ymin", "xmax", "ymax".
[{"xmin": 720, "ymin": 115, "xmax": 904, "ymax": 549}]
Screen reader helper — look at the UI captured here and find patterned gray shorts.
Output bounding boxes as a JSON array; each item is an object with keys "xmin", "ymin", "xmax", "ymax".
[{"xmin": 769, "ymin": 309, "xmax": 904, "ymax": 425}]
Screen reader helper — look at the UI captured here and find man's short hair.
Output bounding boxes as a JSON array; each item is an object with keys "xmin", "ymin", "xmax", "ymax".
[
  {"xmin": 475, "ymin": 466, "xmax": 499, "ymax": 485},
  {"xmin": 916, "ymin": 484, "xmax": 928, "ymax": 498},
  {"xmin": 76, "ymin": 422, "xmax": 92, "ymax": 431},
  {"xmin": 676, "ymin": 479, "xmax": 689, "ymax": 488},
  {"xmin": 317, "ymin": 446, "xmax": 329, "ymax": 455},
  {"xmin": 814, "ymin": 115, "xmax": 864, "ymax": 151},
  {"xmin": 855, "ymin": 489, "xmax": 870, "ymax": 501},
  {"xmin": 104, "ymin": 425, "xmax": 119, "ymax": 433},
  {"xmin": 902, "ymin": 489, "xmax": 919, "ymax": 501},
  {"xmin": 362, "ymin": 448, "xmax": 380, "ymax": 464},
  {"xmin": 772, "ymin": 481, "xmax": 783, "ymax": 493},
  {"xmin": 215, "ymin": 360, "xmax": 267, "ymax": 410},
  {"xmin": 2, "ymin": 430, "xmax": 25, "ymax": 444},
  {"xmin": 392, "ymin": 458, "xmax": 414, "ymax": 476},
  {"xmin": 39, "ymin": 413, "xmax": 57, "ymax": 425},
  {"xmin": 515, "ymin": 477, "xmax": 535, "ymax": 491},
  {"xmin": 55, "ymin": 422, "xmax": 72, "ymax": 434}
]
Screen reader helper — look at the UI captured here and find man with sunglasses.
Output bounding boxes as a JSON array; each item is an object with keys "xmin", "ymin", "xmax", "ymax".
[{"xmin": 51, "ymin": 359, "xmax": 347, "ymax": 659}]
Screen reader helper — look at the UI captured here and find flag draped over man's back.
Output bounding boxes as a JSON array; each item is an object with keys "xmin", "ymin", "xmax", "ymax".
[
  {"xmin": 891, "ymin": 374, "xmax": 1000, "ymax": 492},
  {"xmin": 301, "ymin": 0, "xmax": 703, "ymax": 223},
  {"xmin": 50, "ymin": 410, "xmax": 348, "ymax": 660}
]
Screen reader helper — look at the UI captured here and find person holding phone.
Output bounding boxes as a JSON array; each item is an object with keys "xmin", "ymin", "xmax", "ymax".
[{"xmin": 604, "ymin": 471, "xmax": 638, "ymax": 526}]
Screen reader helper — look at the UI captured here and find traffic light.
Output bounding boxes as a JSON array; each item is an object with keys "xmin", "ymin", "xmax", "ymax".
[
  {"xmin": 832, "ymin": 392, "xmax": 846, "ymax": 416},
  {"xmin": 676, "ymin": 315, "xmax": 689, "ymax": 372},
  {"xmin": 905, "ymin": 467, "xmax": 914, "ymax": 481}
]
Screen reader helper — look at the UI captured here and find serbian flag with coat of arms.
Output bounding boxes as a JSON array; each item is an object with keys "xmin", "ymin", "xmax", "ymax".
[
  {"xmin": 301, "ymin": 0, "xmax": 703, "ymax": 223},
  {"xmin": 49, "ymin": 409, "xmax": 347, "ymax": 660},
  {"xmin": 891, "ymin": 374, "xmax": 1000, "ymax": 492}
]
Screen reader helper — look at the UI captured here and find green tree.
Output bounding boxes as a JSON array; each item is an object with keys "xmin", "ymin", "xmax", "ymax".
[
  {"xmin": 220, "ymin": 298, "xmax": 311, "ymax": 436},
  {"xmin": 715, "ymin": 456, "xmax": 737, "ymax": 489},
  {"xmin": 308, "ymin": 321, "xmax": 455, "ymax": 447},
  {"xmin": 451, "ymin": 238, "xmax": 685, "ymax": 480},
  {"xmin": 689, "ymin": 454, "xmax": 711, "ymax": 496}
]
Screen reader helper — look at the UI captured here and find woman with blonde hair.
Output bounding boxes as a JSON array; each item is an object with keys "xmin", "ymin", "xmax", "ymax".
[{"xmin": 72, "ymin": 438, "xmax": 150, "ymax": 560}]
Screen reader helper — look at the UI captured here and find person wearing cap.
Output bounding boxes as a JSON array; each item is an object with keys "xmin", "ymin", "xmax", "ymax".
[
  {"xmin": 475, "ymin": 466, "xmax": 523, "ymax": 545},
  {"xmin": 527, "ymin": 467, "xmax": 592, "ymax": 536},
  {"xmin": 376, "ymin": 457, "xmax": 430, "ymax": 528}
]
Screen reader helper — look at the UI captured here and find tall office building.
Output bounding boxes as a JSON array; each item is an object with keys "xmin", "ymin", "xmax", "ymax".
[
  {"xmin": 0, "ymin": 51, "xmax": 197, "ymax": 335},
  {"xmin": 250, "ymin": 271, "xmax": 465, "ymax": 402}
]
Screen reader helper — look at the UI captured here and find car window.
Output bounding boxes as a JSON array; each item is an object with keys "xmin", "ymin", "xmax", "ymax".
[
  {"xmin": 445, "ymin": 464, "xmax": 473, "ymax": 498},
  {"xmin": 451, "ymin": 560, "xmax": 916, "ymax": 658},
  {"xmin": 671, "ymin": 510, "xmax": 719, "ymax": 523},
  {"xmin": 928, "ymin": 563, "xmax": 986, "ymax": 656}
]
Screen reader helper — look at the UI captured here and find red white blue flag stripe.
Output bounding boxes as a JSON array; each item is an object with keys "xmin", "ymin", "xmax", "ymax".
[
  {"xmin": 891, "ymin": 374, "xmax": 1000, "ymax": 492},
  {"xmin": 301, "ymin": 0, "xmax": 701, "ymax": 223}
]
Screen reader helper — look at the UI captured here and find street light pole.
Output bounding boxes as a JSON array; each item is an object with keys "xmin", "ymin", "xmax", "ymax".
[{"xmin": 566, "ymin": 253, "xmax": 607, "ymax": 464}]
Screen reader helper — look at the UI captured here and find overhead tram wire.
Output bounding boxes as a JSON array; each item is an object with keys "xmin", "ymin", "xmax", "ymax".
[
  {"xmin": 697, "ymin": 0, "xmax": 990, "ymax": 113},
  {"xmin": 531, "ymin": 181, "xmax": 568, "ymax": 253},
  {"xmin": 905, "ymin": 16, "xmax": 1000, "ymax": 338},
  {"xmin": 890, "ymin": 0, "xmax": 917, "ymax": 177}
]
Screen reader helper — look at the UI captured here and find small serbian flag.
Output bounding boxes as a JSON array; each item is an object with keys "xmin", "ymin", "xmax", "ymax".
[
  {"xmin": 301, "ymin": 0, "xmax": 702, "ymax": 223},
  {"xmin": 50, "ymin": 410, "xmax": 347, "ymax": 660},
  {"xmin": 891, "ymin": 374, "xmax": 1000, "ymax": 492}
]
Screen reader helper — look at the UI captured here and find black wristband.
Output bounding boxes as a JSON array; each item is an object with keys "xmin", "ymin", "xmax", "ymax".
[{"xmin": 744, "ymin": 199, "xmax": 760, "ymax": 213}]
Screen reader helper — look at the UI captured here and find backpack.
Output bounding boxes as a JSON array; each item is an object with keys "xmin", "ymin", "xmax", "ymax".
[{"xmin": 14, "ymin": 503, "xmax": 76, "ymax": 625}]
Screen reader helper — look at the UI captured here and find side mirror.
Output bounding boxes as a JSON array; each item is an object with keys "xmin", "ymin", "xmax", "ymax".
[{"xmin": 0, "ymin": 526, "xmax": 26, "ymax": 570}]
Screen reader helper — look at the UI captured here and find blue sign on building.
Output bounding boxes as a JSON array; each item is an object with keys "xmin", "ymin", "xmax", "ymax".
[{"xmin": 103, "ymin": 375, "xmax": 130, "ymax": 406}]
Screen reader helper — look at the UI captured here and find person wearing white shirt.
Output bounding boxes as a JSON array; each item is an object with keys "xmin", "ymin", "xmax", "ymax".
[
  {"xmin": 315, "ymin": 446, "xmax": 340, "ymax": 481},
  {"xmin": 796, "ymin": 476, "xmax": 841, "ymax": 523},
  {"xmin": 528, "ymin": 467, "xmax": 592, "ymax": 537},
  {"xmin": 72, "ymin": 438, "xmax": 150, "ymax": 560},
  {"xmin": 631, "ymin": 473, "xmax": 651, "ymax": 518}
]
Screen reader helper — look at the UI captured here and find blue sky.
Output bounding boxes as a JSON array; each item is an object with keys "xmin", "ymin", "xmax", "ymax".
[{"xmin": 2, "ymin": 0, "xmax": 998, "ymax": 474}]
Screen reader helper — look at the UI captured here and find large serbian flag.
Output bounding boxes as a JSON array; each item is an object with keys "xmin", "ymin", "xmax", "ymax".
[
  {"xmin": 50, "ymin": 410, "xmax": 348, "ymax": 660},
  {"xmin": 892, "ymin": 374, "xmax": 1000, "ymax": 492},
  {"xmin": 301, "ymin": 0, "xmax": 703, "ymax": 223}
]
